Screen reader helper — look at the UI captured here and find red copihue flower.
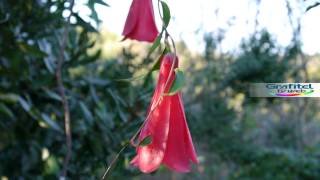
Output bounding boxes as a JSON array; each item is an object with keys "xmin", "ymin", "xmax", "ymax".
[
  {"xmin": 122, "ymin": 0, "xmax": 159, "ymax": 42},
  {"xmin": 131, "ymin": 53, "xmax": 199, "ymax": 173}
]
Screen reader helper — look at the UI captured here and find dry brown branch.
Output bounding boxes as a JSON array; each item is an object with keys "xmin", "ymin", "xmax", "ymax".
[{"xmin": 55, "ymin": 0, "xmax": 75, "ymax": 178}]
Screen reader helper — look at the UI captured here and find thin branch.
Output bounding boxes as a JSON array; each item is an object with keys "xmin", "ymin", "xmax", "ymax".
[
  {"xmin": 253, "ymin": 0, "xmax": 261, "ymax": 34},
  {"xmin": 306, "ymin": 2, "xmax": 320, "ymax": 12},
  {"xmin": 101, "ymin": 142, "xmax": 130, "ymax": 180},
  {"xmin": 56, "ymin": 0, "xmax": 75, "ymax": 178}
]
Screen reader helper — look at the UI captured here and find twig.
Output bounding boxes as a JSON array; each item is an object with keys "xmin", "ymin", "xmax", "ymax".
[
  {"xmin": 101, "ymin": 142, "xmax": 130, "ymax": 180},
  {"xmin": 56, "ymin": 0, "xmax": 75, "ymax": 178},
  {"xmin": 306, "ymin": 2, "xmax": 320, "ymax": 12}
]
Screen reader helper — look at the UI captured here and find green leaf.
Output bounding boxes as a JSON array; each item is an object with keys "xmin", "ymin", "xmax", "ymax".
[
  {"xmin": 148, "ymin": 33, "xmax": 162, "ymax": 56},
  {"xmin": 85, "ymin": 77, "xmax": 110, "ymax": 86},
  {"xmin": 165, "ymin": 68, "xmax": 185, "ymax": 96},
  {"xmin": 18, "ymin": 96, "xmax": 31, "ymax": 112},
  {"xmin": 139, "ymin": 136, "xmax": 152, "ymax": 146},
  {"xmin": 150, "ymin": 54, "xmax": 163, "ymax": 72},
  {"xmin": 73, "ymin": 13, "xmax": 98, "ymax": 32},
  {"xmin": 161, "ymin": 1, "xmax": 171, "ymax": 28},
  {"xmin": 43, "ymin": 89, "xmax": 62, "ymax": 102},
  {"xmin": 151, "ymin": 58, "xmax": 162, "ymax": 72},
  {"xmin": 17, "ymin": 42, "xmax": 47, "ymax": 58},
  {"xmin": 95, "ymin": 0, "xmax": 109, "ymax": 7},
  {"xmin": 66, "ymin": 50, "xmax": 101, "ymax": 68},
  {"xmin": 88, "ymin": 0, "xmax": 102, "ymax": 24},
  {"xmin": 45, "ymin": 156, "xmax": 60, "ymax": 175},
  {"xmin": 41, "ymin": 113, "xmax": 63, "ymax": 132},
  {"xmin": 147, "ymin": 0, "xmax": 171, "ymax": 56},
  {"xmin": 0, "ymin": 93, "xmax": 20, "ymax": 103},
  {"xmin": 116, "ymin": 47, "xmax": 169, "ymax": 83},
  {"xmin": 79, "ymin": 101, "xmax": 93, "ymax": 123},
  {"xmin": 43, "ymin": 57, "xmax": 55, "ymax": 74},
  {"xmin": 117, "ymin": 108, "xmax": 127, "ymax": 122},
  {"xmin": 81, "ymin": 50, "xmax": 101, "ymax": 65},
  {"xmin": 147, "ymin": 0, "xmax": 170, "ymax": 56},
  {"xmin": 151, "ymin": 48, "xmax": 170, "ymax": 71},
  {"xmin": 0, "ymin": 103, "xmax": 15, "ymax": 119},
  {"xmin": 143, "ymin": 48, "xmax": 169, "ymax": 87}
]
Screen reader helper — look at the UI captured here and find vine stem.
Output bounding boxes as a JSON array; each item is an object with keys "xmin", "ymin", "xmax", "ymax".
[
  {"xmin": 101, "ymin": 142, "xmax": 130, "ymax": 180},
  {"xmin": 56, "ymin": 0, "xmax": 74, "ymax": 179},
  {"xmin": 101, "ymin": 1, "xmax": 177, "ymax": 179}
]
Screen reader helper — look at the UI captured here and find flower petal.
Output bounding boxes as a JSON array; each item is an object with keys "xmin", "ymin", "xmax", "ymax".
[
  {"xmin": 133, "ymin": 97, "xmax": 171, "ymax": 173},
  {"xmin": 179, "ymin": 94, "xmax": 199, "ymax": 164},
  {"xmin": 122, "ymin": 0, "xmax": 138, "ymax": 37},
  {"xmin": 122, "ymin": 0, "xmax": 158, "ymax": 42},
  {"xmin": 131, "ymin": 54, "xmax": 174, "ymax": 173},
  {"xmin": 162, "ymin": 93, "xmax": 198, "ymax": 172}
]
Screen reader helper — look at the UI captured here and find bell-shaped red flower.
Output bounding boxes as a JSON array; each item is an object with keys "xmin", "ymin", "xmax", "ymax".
[
  {"xmin": 131, "ymin": 53, "xmax": 198, "ymax": 173},
  {"xmin": 122, "ymin": 0, "xmax": 159, "ymax": 42}
]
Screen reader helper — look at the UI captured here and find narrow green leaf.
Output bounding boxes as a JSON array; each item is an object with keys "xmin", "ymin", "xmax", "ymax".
[
  {"xmin": 165, "ymin": 68, "xmax": 185, "ymax": 96},
  {"xmin": 0, "ymin": 103, "xmax": 15, "ymax": 119},
  {"xmin": 41, "ymin": 113, "xmax": 63, "ymax": 132},
  {"xmin": 161, "ymin": 1, "xmax": 171, "ymax": 28},
  {"xmin": 85, "ymin": 77, "xmax": 110, "ymax": 86},
  {"xmin": 117, "ymin": 48, "xmax": 168, "ymax": 83},
  {"xmin": 66, "ymin": 50, "xmax": 101, "ymax": 68},
  {"xmin": 143, "ymin": 48, "xmax": 169, "ymax": 87},
  {"xmin": 118, "ymin": 109, "xmax": 127, "ymax": 122},
  {"xmin": 73, "ymin": 13, "xmax": 98, "ymax": 32},
  {"xmin": 17, "ymin": 42, "xmax": 47, "ymax": 58},
  {"xmin": 139, "ymin": 136, "xmax": 152, "ymax": 146},
  {"xmin": 0, "ymin": 93, "xmax": 20, "ymax": 102},
  {"xmin": 18, "ymin": 96, "xmax": 31, "ymax": 112},
  {"xmin": 146, "ymin": 0, "xmax": 170, "ymax": 56},
  {"xmin": 43, "ymin": 57, "xmax": 55, "ymax": 74},
  {"xmin": 79, "ymin": 101, "xmax": 93, "ymax": 123},
  {"xmin": 44, "ymin": 89, "xmax": 62, "ymax": 101},
  {"xmin": 88, "ymin": 0, "xmax": 102, "ymax": 24},
  {"xmin": 148, "ymin": 32, "xmax": 162, "ymax": 56},
  {"xmin": 150, "ymin": 49, "xmax": 166, "ymax": 72},
  {"xmin": 95, "ymin": 0, "xmax": 110, "ymax": 7}
]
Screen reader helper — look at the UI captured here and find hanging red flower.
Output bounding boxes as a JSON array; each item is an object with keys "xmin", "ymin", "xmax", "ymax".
[
  {"xmin": 122, "ymin": 0, "xmax": 159, "ymax": 42},
  {"xmin": 131, "ymin": 53, "xmax": 198, "ymax": 173}
]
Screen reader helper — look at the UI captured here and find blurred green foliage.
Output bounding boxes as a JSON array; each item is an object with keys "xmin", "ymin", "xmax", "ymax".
[
  {"xmin": 0, "ymin": 0, "xmax": 150, "ymax": 179},
  {"xmin": 1, "ymin": 0, "xmax": 320, "ymax": 180}
]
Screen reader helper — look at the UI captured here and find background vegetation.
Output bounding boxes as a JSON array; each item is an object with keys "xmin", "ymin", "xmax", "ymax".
[{"xmin": 0, "ymin": 0, "xmax": 320, "ymax": 179}]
